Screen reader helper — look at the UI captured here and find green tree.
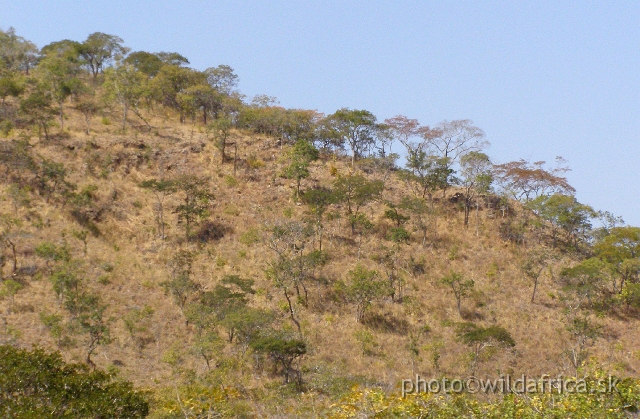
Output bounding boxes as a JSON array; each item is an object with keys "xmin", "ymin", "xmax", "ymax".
[
  {"xmin": 345, "ymin": 265, "xmax": 391, "ymax": 323},
  {"xmin": 521, "ymin": 247, "xmax": 555, "ymax": 303},
  {"xmin": 160, "ymin": 249, "xmax": 200, "ymax": 315},
  {"xmin": 594, "ymin": 226, "xmax": 640, "ymax": 293},
  {"xmin": 124, "ymin": 50, "xmax": 164, "ymax": 77},
  {"xmin": 78, "ymin": 32, "xmax": 129, "ymax": 79},
  {"xmin": 456, "ymin": 323, "xmax": 515, "ymax": 376},
  {"xmin": 283, "ymin": 140, "xmax": 319, "ymax": 197},
  {"xmin": 325, "ymin": 108, "xmax": 378, "ymax": 167},
  {"xmin": 459, "ymin": 151, "xmax": 493, "ymax": 230},
  {"xmin": 173, "ymin": 175, "xmax": 213, "ymax": 241},
  {"xmin": 528, "ymin": 194, "xmax": 597, "ymax": 250},
  {"xmin": 36, "ymin": 54, "xmax": 83, "ymax": 131},
  {"xmin": 300, "ymin": 187, "xmax": 335, "ymax": 251},
  {"xmin": 0, "ymin": 73, "xmax": 24, "ymax": 106},
  {"xmin": 439, "ymin": 272, "xmax": 474, "ymax": 316},
  {"xmin": 19, "ymin": 90, "xmax": 55, "ymax": 140},
  {"xmin": 103, "ymin": 63, "xmax": 148, "ymax": 130},
  {"xmin": 207, "ymin": 114, "xmax": 234, "ymax": 164},
  {"xmin": 564, "ymin": 315, "xmax": 602, "ymax": 376},
  {"xmin": 332, "ymin": 173, "xmax": 384, "ymax": 234},
  {"xmin": 250, "ymin": 332, "xmax": 306, "ymax": 385},
  {"xmin": 205, "ymin": 64, "xmax": 238, "ymax": 95},
  {"xmin": 0, "ymin": 27, "xmax": 39, "ymax": 74}
]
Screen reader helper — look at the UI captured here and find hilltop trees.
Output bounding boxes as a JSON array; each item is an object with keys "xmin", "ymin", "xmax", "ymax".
[
  {"xmin": 78, "ymin": 32, "xmax": 129, "ymax": 79},
  {"xmin": 325, "ymin": 108, "xmax": 378, "ymax": 167}
]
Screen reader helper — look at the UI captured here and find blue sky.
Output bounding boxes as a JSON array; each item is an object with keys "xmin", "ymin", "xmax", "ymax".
[{"xmin": 3, "ymin": 1, "xmax": 639, "ymax": 225}]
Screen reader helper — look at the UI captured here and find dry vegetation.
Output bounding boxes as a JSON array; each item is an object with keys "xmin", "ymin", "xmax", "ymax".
[{"xmin": 1, "ymin": 101, "xmax": 639, "ymax": 415}]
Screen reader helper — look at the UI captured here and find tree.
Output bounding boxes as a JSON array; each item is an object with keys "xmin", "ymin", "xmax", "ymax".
[
  {"xmin": 560, "ymin": 258, "xmax": 609, "ymax": 309},
  {"xmin": 384, "ymin": 115, "xmax": 420, "ymax": 150},
  {"xmin": 494, "ymin": 157, "xmax": 575, "ymax": 202},
  {"xmin": 521, "ymin": 248, "xmax": 556, "ymax": 303},
  {"xmin": 301, "ymin": 187, "xmax": 335, "ymax": 251},
  {"xmin": 103, "ymin": 63, "xmax": 148, "ymax": 130},
  {"xmin": 250, "ymin": 333, "xmax": 306, "ymax": 385},
  {"xmin": 207, "ymin": 115, "xmax": 234, "ymax": 167},
  {"xmin": 420, "ymin": 119, "xmax": 488, "ymax": 171},
  {"xmin": 73, "ymin": 91, "xmax": 101, "ymax": 135},
  {"xmin": 345, "ymin": 265, "xmax": 391, "ymax": 323},
  {"xmin": 19, "ymin": 89, "xmax": 55, "ymax": 140},
  {"xmin": 123, "ymin": 51, "xmax": 164, "ymax": 77},
  {"xmin": 78, "ymin": 32, "xmax": 129, "ymax": 79},
  {"xmin": 67, "ymin": 292, "xmax": 112, "ymax": 368},
  {"xmin": 332, "ymin": 173, "xmax": 384, "ymax": 234},
  {"xmin": 160, "ymin": 249, "xmax": 200, "ymax": 315},
  {"xmin": 0, "ymin": 345, "xmax": 149, "ymax": 418},
  {"xmin": 439, "ymin": 272, "xmax": 474, "ymax": 316},
  {"xmin": 594, "ymin": 226, "xmax": 640, "ymax": 293},
  {"xmin": 527, "ymin": 194, "xmax": 597, "ymax": 250},
  {"xmin": 456, "ymin": 323, "xmax": 515, "ymax": 376},
  {"xmin": 325, "ymin": 108, "xmax": 377, "ymax": 167},
  {"xmin": 155, "ymin": 51, "xmax": 189, "ymax": 66},
  {"xmin": 173, "ymin": 175, "xmax": 213, "ymax": 241},
  {"xmin": 150, "ymin": 65, "xmax": 206, "ymax": 122},
  {"xmin": 459, "ymin": 151, "xmax": 493, "ymax": 230},
  {"xmin": 205, "ymin": 64, "xmax": 238, "ymax": 95},
  {"xmin": 140, "ymin": 178, "xmax": 176, "ymax": 240},
  {"xmin": 0, "ymin": 73, "xmax": 24, "ymax": 106},
  {"xmin": 36, "ymin": 52, "xmax": 83, "ymax": 131},
  {"xmin": 402, "ymin": 148, "xmax": 453, "ymax": 200},
  {"xmin": 282, "ymin": 140, "xmax": 319, "ymax": 197},
  {"xmin": 564, "ymin": 315, "xmax": 602, "ymax": 376},
  {"xmin": 0, "ymin": 27, "xmax": 39, "ymax": 74}
]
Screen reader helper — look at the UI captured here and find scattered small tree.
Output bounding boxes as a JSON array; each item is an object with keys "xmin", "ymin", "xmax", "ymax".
[
  {"xmin": 439, "ymin": 272, "xmax": 474, "ymax": 316},
  {"xmin": 345, "ymin": 265, "xmax": 391, "ymax": 323},
  {"xmin": 456, "ymin": 323, "xmax": 515, "ymax": 376}
]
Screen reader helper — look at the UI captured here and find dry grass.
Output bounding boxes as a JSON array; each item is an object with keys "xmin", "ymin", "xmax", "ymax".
[{"xmin": 0, "ymin": 102, "xmax": 638, "ymax": 398}]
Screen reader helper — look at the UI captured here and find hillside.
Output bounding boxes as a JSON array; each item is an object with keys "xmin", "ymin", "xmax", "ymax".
[{"xmin": 1, "ymin": 28, "xmax": 640, "ymax": 418}]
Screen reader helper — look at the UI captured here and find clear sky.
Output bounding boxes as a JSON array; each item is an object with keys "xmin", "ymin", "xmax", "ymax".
[{"xmin": 3, "ymin": 1, "xmax": 639, "ymax": 225}]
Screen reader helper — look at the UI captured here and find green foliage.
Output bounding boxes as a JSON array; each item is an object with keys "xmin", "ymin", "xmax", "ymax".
[
  {"xmin": 282, "ymin": 140, "xmax": 319, "ymax": 196},
  {"xmin": 250, "ymin": 332, "xmax": 307, "ymax": 384},
  {"xmin": 173, "ymin": 175, "xmax": 213, "ymax": 240},
  {"xmin": 333, "ymin": 173, "xmax": 383, "ymax": 234},
  {"xmin": 160, "ymin": 249, "xmax": 200, "ymax": 313},
  {"xmin": 456, "ymin": 322, "xmax": 515, "ymax": 375},
  {"xmin": 345, "ymin": 265, "xmax": 392, "ymax": 323},
  {"xmin": 0, "ymin": 345, "xmax": 148, "ymax": 418},
  {"xmin": 439, "ymin": 272, "xmax": 474, "ymax": 316},
  {"xmin": 527, "ymin": 193, "xmax": 597, "ymax": 250},
  {"xmin": 123, "ymin": 305, "xmax": 155, "ymax": 352}
]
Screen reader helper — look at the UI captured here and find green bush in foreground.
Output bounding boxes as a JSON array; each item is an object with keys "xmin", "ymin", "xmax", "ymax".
[{"xmin": 0, "ymin": 345, "xmax": 149, "ymax": 418}]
